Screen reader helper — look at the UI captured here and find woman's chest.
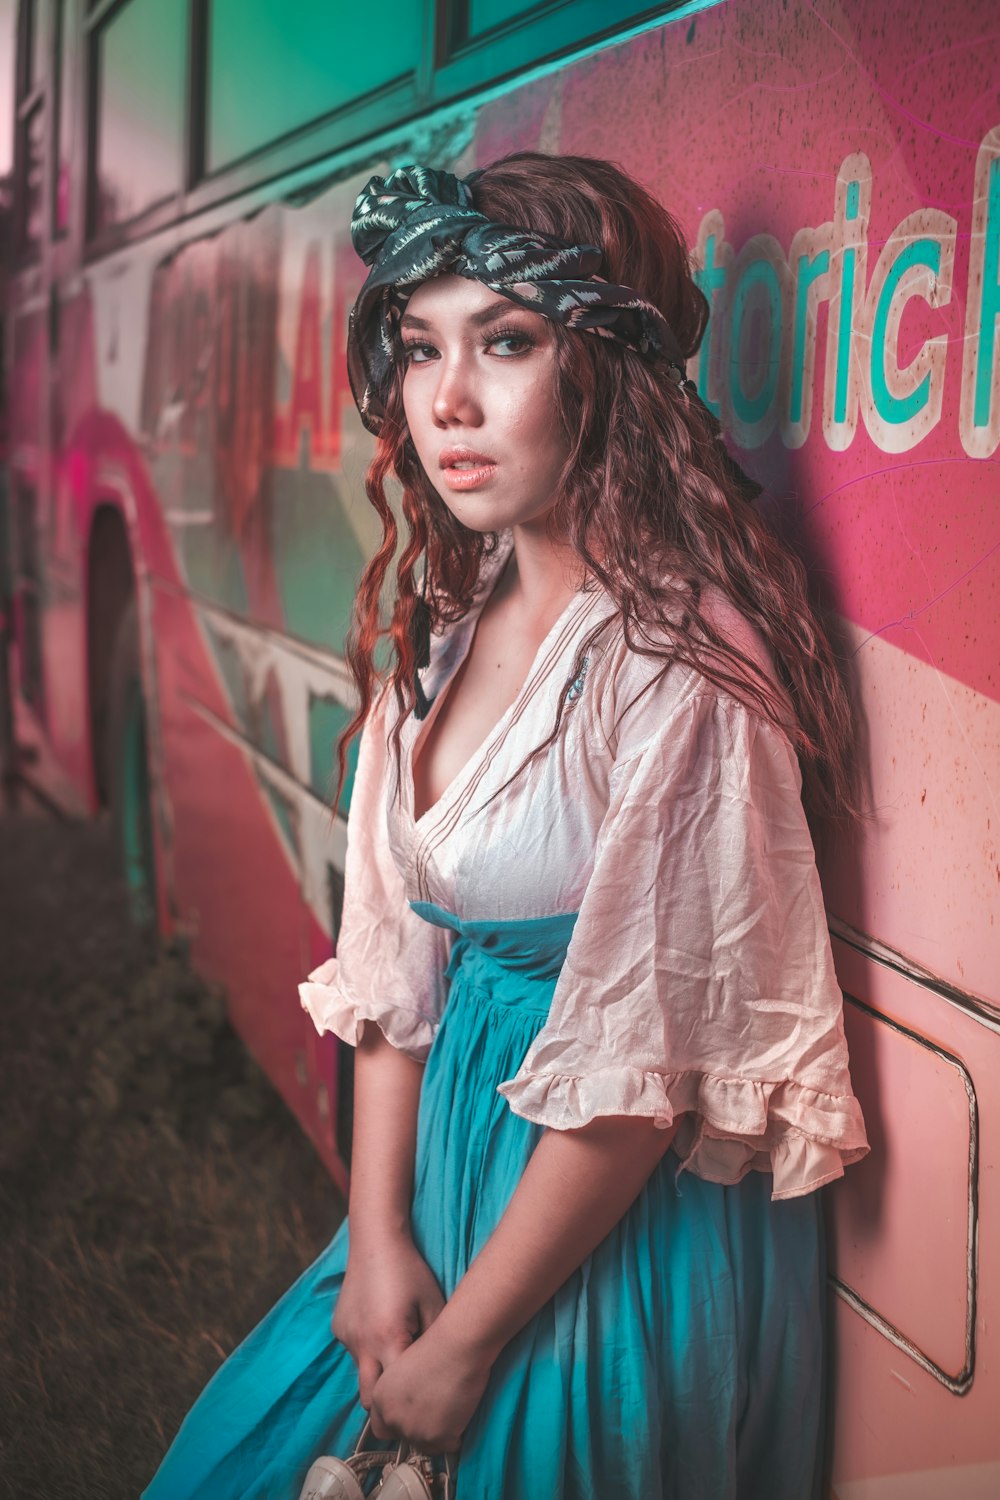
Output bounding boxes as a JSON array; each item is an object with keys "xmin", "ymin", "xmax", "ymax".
[
  {"xmin": 403, "ymin": 715, "xmax": 613, "ymax": 919},
  {"xmin": 395, "ymin": 624, "xmax": 617, "ymax": 919},
  {"xmin": 411, "ymin": 636, "xmax": 531, "ymax": 826},
  {"xmin": 412, "ymin": 587, "xmax": 580, "ymax": 825}
]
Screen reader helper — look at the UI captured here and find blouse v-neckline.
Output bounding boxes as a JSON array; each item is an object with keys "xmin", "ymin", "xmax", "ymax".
[{"xmin": 407, "ymin": 535, "xmax": 594, "ymax": 829}]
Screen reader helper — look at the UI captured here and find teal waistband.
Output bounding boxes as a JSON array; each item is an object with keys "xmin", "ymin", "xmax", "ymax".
[{"xmin": 409, "ymin": 901, "xmax": 579, "ymax": 1015}]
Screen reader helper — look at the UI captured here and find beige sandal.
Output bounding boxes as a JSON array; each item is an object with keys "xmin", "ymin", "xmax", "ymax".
[{"xmin": 298, "ymin": 1417, "xmax": 455, "ymax": 1500}]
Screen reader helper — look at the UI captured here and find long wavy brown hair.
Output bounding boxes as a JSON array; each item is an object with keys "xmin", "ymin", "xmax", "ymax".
[{"xmin": 332, "ymin": 150, "xmax": 863, "ymax": 835}]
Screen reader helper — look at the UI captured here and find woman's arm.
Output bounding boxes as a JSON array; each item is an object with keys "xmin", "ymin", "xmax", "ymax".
[
  {"xmin": 439, "ymin": 1113, "xmax": 681, "ymax": 1361},
  {"xmin": 332, "ymin": 1024, "xmax": 446, "ymax": 1408},
  {"xmin": 347, "ymin": 1022, "xmax": 424, "ymax": 1247},
  {"xmin": 369, "ymin": 1113, "xmax": 681, "ymax": 1447}
]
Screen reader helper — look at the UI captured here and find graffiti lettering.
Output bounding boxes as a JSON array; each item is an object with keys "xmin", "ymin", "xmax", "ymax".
[
  {"xmin": 272, "ymin": 237, "xmax": 362, "ymax": 472},
  {"xmin": 960, "ymin": 127, "xmax": 1000, "ymax": 459},
  {"xmin": 694, "ymin": 131, "xmax": 996, "ymax": 458},
  {"xmin": 282, "ymin": 243, "xmax": 324, "ymax": 463}
]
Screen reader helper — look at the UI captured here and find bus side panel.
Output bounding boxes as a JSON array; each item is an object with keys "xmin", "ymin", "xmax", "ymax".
[
  {"xmin": 133, "ymin": 204, "xmax": 365, "ymax": 1182},
  {"xmin": 7, "ymin": 0, "xmax": 995, "ymax": 1485},
  {"xmin": 151, "ymin": 577, "xmax": 311, "ymax": 1148},
  {"xmin": 463, "ymin": 0, "xmax": 999, "ymax": 1491},
  {"xmin": 474, "ymin": 0, "xmax": 999, "ymax": 1003}
]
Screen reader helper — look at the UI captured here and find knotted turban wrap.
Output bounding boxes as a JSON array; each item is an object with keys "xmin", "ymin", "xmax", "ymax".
[{"xmin": 346, "ymin": 163, "xmax": 692, "ymax": 435}]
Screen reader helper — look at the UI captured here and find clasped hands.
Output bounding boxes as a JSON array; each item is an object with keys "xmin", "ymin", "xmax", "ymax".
[{"xmin": 333, "ymin": 1234, "xmax": 494, "ymax": 1454}]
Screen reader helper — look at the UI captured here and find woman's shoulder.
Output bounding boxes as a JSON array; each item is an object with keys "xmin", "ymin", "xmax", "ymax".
[{"xmin": 588, "ymin": 578, "xmax": 789, "ymax": 761}]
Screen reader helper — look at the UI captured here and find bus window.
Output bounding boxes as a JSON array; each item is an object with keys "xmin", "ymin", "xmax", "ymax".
[
  {"xmin": 204, "ymin": 0, "xmax": 423, "ymax": 176},
  {"xmin": 52, "ymin": 0, "xmax": 71, "ymax": 237},
  {"xmin": 25, "ymin": 0, "xmax": 46, "ymax": 92},
  {"xmin": 467, "ymin": 1, "xmax": 537, "ymax": 32},
  {"xmin": 432, "ymin": 1, "xmax": 687, "ymax": 103},
  {"xmin": 17, "ymin": 105, "xmax": 44, "ymax": 256},
  {"xmin": 89, "ymin": 0, "xmax": 187, "ymax": 236},
  {"xmin": 14, "ymin": 0, "xmax": 45, "ymax": 261}
]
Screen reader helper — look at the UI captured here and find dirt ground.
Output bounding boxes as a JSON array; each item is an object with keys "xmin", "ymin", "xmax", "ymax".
[{"xmin": 0, "ymin": 796, "xmax": 345, "ymax": 1499}]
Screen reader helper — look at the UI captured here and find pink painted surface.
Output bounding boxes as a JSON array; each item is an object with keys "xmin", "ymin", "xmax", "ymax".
[
  {"xmin": 474, "ymin": 0, "xmax": 1000, "ymax": 1006},
  {"xmin": 152, "ymin": 581, "xmax": 309, "ymax": 1124},
  {"xmin": 829, "ymin": 1002, "xmax": 972, "ymax": 1379},
  {"xmin": 474, "ymin": 8, "xmax": 998, "ymax": 1484},
  {"xmin": 828, "ymin": 937, "xmax": 996, "ymax": 1489},
  {"xmin": 509, "ymin": 0, "xmax": 998, "ymax": 710}
]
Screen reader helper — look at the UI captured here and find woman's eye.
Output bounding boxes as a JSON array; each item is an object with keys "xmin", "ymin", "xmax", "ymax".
[
  {"xmin": 400, "ymin": 329, "xmax": 536, "ymax": 364},
  {"xmin": 486, "ymin": 330, "xmax": 535, "ymax": 356},
  {"xmin": 402, "ymin": 342, "xmax": 436, "ymax": 365}
]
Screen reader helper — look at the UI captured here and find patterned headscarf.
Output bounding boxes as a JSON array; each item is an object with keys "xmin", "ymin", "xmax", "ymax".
[{"xmin": 346, "ymin": 163, "xmax": 692, "ymax": 435}]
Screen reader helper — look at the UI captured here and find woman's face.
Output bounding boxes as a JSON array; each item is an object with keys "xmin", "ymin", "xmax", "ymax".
[{"xmin": 399, "ymin": 274, "xmax": 571, "ymax": 534}]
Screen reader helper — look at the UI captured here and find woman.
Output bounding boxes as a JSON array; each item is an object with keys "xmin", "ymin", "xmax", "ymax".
[{"xmin": 144, "ymin": 152, "xmax": 869, "ymax": 1500}]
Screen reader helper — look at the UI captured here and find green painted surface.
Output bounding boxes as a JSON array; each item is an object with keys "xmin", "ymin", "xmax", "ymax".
[
  {"xmin": 208, "ymin": 631, "xmax": 252, "ymax": 731},
  {"xmin": 310, "ymin": 696, "xmax": 360, "ymax": 813},
  {"xmin": 180, "ymin": 522, "xmax": 251, "ymax": 617},
  {"xmin": 272, "ymin": 469, "xmax": 365, "ymax": 658},
  {"xmin": 151, "ymin": 450, "xmax": 252, "ymax": 617},
  {"xmin": 469, "ymin": 0, "xmax": 534, "ymax": 36},
  {"xmin": 257, "ymin": 683, "xmax": 284, "ymax": 763},
  {"xmin": 207, "ymin": 0, "xmax": 423, "ymax": 172},
  {"xmin": 264, "ymin": 781, "xmax": 298, "ymax": 853},
  {"xmin": 432, "ymin": 1, "xmax": 721, "ymax": 101}
]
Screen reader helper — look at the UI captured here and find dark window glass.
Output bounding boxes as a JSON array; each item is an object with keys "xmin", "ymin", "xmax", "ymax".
[
  {"xmin": 18, "ymin": 0, "xmax": 48, "ymax": 96},
  {"xmin": 92, "ymin": 0, "xmax": 187, "ymax": 234},
  {"xmin": 17, "ymin": 103, "xmax": 44, "ymax": 255},
  {"xmin": 54, "ymin": 0, "xmax": 71, "ymax": 234},
  {"xmin": 205, "ymin": 0, "xmax": 422, "ymax": 174},
  {"xmin": 434, "ymin": 2, "xmax": 679, "ymax": 104},
  {"xmin": 17, "ymin": 0, "xmax": 33, "ymax": 97},
  {"xmin": 468, "ymin": 0, "xmax": 534, "ymax": 35},
  {"xmin": 30, "ymin": 0, "xmax": 46, "ymax": 89}
]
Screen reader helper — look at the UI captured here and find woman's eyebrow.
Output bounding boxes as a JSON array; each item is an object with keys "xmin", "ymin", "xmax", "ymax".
[{"xmin": 399, "ymin": 296, "xmax": 526, "ymax": 332}]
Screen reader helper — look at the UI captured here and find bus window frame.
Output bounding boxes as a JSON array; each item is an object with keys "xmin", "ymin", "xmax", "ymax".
[
  {"xmin": 430, "ymin": 1, "xmax": 677, "ymax": 102},
  {"xmin": 83, "ymin": 0, "xmax": 192, "ymax": 254},
  {"xmin": 79, "ymin": 0, "xmax": 689, "ymax": 264},
  {"xmin": 13, "ymin": 0, "xmax": 46, "ymax": 266},
  {"xmin": 193, "ymin": 0, "xmax": 429, "ymax": 183},
  {"xmin": 51, "ymin": 0, "xmax": 69, "ymax": 241}
]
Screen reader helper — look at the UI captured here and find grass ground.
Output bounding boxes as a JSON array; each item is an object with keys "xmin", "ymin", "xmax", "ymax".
[{"xmin": 0, "ymin": 801, "xmax": 343, "ymax": 1498}]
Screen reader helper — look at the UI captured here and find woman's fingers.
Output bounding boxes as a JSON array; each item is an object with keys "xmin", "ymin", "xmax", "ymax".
[
  {"xmin": 358, "ymin": 1332, "xmax": 412, "ymax": 1410},
  {"xmin": 368, "ymin": 1387, "xmax": 395, "ymax": 1443},
  {"xmin": 418, "ymin": 1290, "xmax": 445, "ymax": 1332},
  {"xmin": 357, "ymin": 1353, "xmax": 382, "ymax": 1412}
]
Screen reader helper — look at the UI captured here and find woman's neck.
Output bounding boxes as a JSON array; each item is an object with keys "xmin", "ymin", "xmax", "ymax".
[{"xmin": 504, "ymin": 522, "xmax": 588, "ymax": 620}]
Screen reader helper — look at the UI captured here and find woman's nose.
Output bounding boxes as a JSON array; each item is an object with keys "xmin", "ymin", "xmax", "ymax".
[{"xmin": 431, "ymin": 355, "xmax": 481, "ymax": 426}]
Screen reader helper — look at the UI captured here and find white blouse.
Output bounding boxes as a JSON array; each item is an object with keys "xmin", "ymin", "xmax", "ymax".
[{"xmin": 300, "ymin": 530, "xmax": 869, "ymax": 1200}]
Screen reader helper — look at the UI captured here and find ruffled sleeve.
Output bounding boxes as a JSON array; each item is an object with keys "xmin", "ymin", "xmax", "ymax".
[
  {"xmin": 497, "ymin": 672, "xmax": 869, "ymax": 1200},
  {"xmin": 298, "ymin": 688, "xmax": 450, "ymax": 1061}
]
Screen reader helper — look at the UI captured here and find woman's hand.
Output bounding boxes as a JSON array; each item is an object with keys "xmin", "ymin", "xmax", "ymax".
[
  {"xmin": 333, "ymin": 1233, "xmax": 446, "ymax": 1409},
  {"xmin": 368, "ymin": 1319, "xmax": 493, "ymax": 1452}
]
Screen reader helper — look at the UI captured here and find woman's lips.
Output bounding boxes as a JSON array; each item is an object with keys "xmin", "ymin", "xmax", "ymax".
[{"xmin": 441, "ymin": 461, "xmax": 497, "ymax": 491}]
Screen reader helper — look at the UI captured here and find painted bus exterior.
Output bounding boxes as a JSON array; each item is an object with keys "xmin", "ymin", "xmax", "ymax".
[{"xmin": 2, "ymin": 2, "xmax": 998, "ymax": 1493}]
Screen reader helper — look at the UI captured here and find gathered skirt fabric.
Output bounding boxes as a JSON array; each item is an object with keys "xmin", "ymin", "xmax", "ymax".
[{"xmin": 143, "ymin": 909, "xmax": 829, "ymax": 1500}]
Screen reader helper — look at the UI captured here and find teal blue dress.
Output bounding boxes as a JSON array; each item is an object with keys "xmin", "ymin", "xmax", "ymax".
[{"xmin": 143, "ymin": 538, "xmax": 868, "ymax": 1499}]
